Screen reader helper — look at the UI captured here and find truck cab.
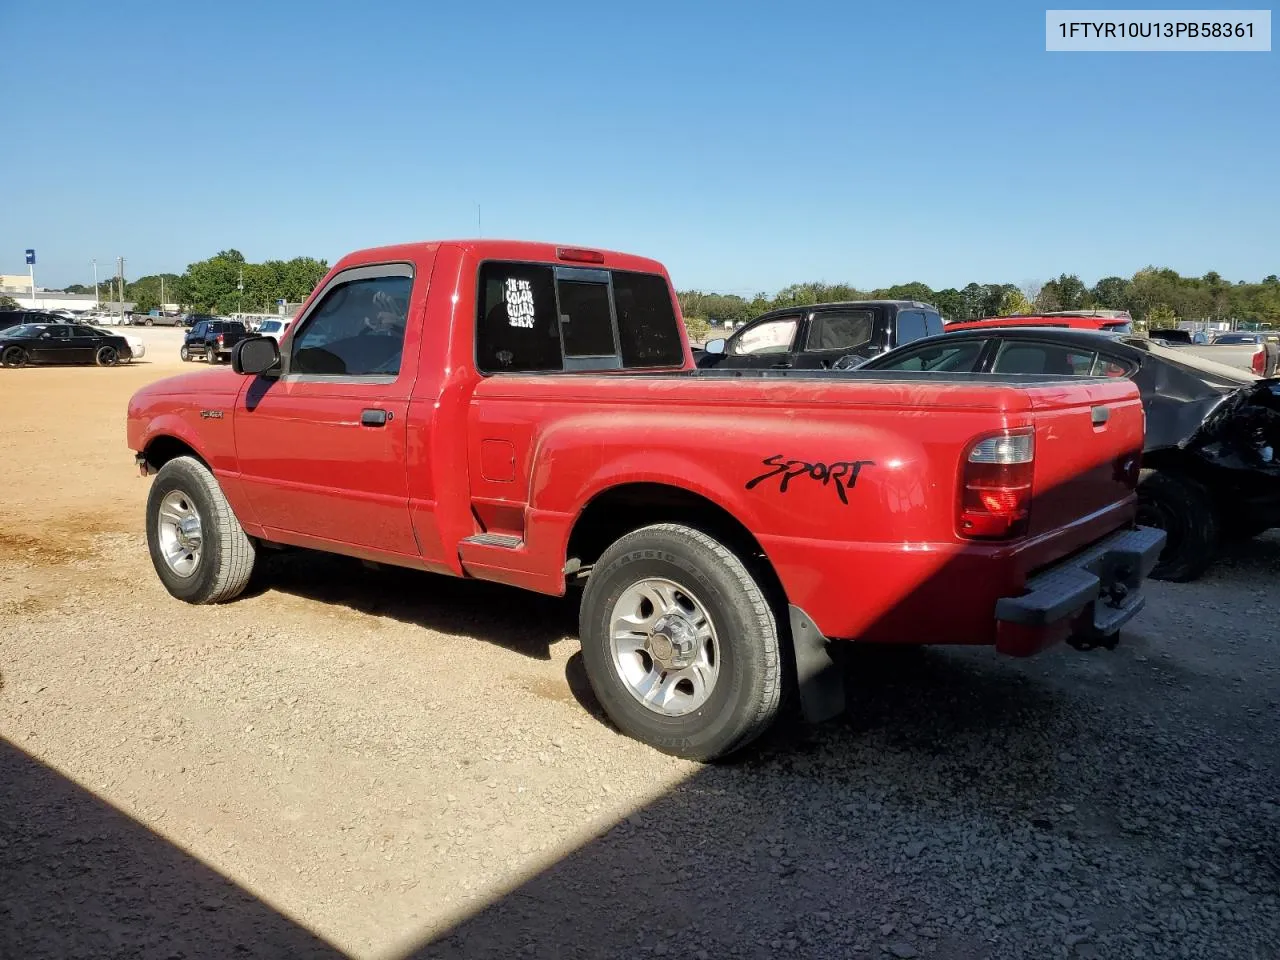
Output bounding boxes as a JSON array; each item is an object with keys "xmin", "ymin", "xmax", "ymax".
[{"xmin": 696, "ymin": 300, "xmax": 945, "ymax": 370}]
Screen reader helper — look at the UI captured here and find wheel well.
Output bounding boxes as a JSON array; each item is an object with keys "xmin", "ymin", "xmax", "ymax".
[
  {"xmin": 142, "ymin": 436, "xmax": 207, "ymax": 473},
  {"xmin": 566, "ymin": 483, "xmax": 787, "ymax": 605}
]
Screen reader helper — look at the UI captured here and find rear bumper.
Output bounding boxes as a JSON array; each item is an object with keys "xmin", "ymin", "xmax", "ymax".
[{"xmin": 994, "ymin": 525, "xmax": 1166, "ymax": 656}]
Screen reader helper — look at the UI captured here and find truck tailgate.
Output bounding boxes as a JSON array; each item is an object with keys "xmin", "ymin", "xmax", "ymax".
[{"xmin": 1023, "ymin": 379, "xmax": 1144, "ymax": 539}]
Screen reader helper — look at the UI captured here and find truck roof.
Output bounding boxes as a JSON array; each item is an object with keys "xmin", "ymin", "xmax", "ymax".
[{"xmin": 332, "ymin": 240, "xmax": 669, "ymax": 277}]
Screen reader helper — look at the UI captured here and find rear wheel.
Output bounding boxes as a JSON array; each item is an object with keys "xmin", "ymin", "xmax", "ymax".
[
  {"xmin": 2, "ymin": 346, "xmax": 27, "ymax": 368},
  {"xmin": 578, "ymin": 523, "xmax": 782, "ymax": 761},
  {"xmin": 146, "ymin": 455, "xmax": 256, "ymax": 604},
  {"xmin": 95, "ymin": 345, "xmax": 119, "ymax": 366},
  {"xmin": 1137, "ymin": 469, "xmax": 1219, "ymax": 582},
  {"xmin": 145, "ymin": 318, "xmax": 155, "ymax": 326},
  {"xmin": 205, "ymin": 345, "xmax": 216, "ymax": 363}
]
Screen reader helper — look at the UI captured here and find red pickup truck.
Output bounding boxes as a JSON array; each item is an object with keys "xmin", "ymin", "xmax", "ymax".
[{"xmin": 127, "ymin": 240, "xmax": 1165, "ymax": 760}]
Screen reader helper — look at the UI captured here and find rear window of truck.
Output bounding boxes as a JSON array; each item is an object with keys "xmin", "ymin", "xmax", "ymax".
[{"xmin": 476, "ymin": 262, "xmax": 683, "ymax": 374}]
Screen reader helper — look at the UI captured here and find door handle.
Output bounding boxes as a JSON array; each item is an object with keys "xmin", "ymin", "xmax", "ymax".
[
  {"xmin": 1091, "ymin": 405, "xmax": 1110, "ymax": 426},
  {"xmin": 361, "ymin": 408, "xmax": 390, "ymax": 427},
  {"xmin": 771, "ymin": 361, "xmax": 793, "ymax": 369}
]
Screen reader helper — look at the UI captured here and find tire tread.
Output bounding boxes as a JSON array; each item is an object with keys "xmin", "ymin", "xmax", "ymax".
[
  {"xmin": 581, "ymin": 522, "xmax": 782, "ymax": 760},
  {"xmin": 151, "ymin": 456, "xmax": 255, "ymax": 603}
]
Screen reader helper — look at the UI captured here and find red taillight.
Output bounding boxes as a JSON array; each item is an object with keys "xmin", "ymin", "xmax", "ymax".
[
  {"xmin": 958, "ymin": 430, "xmax": 1034, "ymax": 540},
  {"xmin": 556, "ymin": 246, "xmax": 606, "ymax": 264},
  {"xmin": 217, "ymin": 334, "xmax": 224, "ymax": 344},
  {"xmin": 1251, "ymin": 346, "xmax": 1265, "ymax": 376}
]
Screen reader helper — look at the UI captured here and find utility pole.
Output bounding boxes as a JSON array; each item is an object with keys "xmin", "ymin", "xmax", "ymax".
[
  {"xmin": 161, "ymin": 276, "xmax": 166, "ymax": 312},
  {"xmin": 238, "ymin": 266, "xmax": 244, "ymax": 318},
  {"xmin": 93, "ymin": 259, "xmax": 99, "ymax": 310},
  {"xmin": 116, "ymin": 257, "xmax": 125, "ymax": 324}
]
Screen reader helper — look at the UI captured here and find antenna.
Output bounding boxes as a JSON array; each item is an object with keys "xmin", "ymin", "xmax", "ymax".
[{"xmin": 477, "ymin": 203, "xmax": 482, "ymax": 238}]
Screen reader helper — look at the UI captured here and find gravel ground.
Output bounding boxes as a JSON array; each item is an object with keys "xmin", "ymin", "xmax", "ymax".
[{"xmin": 1, "ymin": 337, "xmax": 1277, "ymax": 959}]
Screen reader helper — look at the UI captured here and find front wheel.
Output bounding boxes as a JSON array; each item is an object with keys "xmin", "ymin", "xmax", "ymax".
[
  {"xmin": 180, "ymin": 345, "xmax": 191, "ymax": 362},
  {"xmin": 146, "ymin": 455, "xmax": 256, "ymax": 604},
  {"xmin": 578, "ymin": 523, "xmax": 782, "ymax": 761},
  {"xmin": 1137, "ymin": 469, "xmax": 1219, "ymax": 582},
  {"xmin": 95, "ymin": 345, "xmax": 119, "ymax": 366},
  {"xmin": 2, "ymin": 345, "xmax": 27, "ymax": 368}
]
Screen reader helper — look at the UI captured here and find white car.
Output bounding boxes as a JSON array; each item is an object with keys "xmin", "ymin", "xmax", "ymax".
[
  {"xmin": 256, "ymin": 318, "xmax": 292, "ymax": 343},
  {"xmin": 89, "ymin": 325, "xmax": 145, "ymax": 360}
]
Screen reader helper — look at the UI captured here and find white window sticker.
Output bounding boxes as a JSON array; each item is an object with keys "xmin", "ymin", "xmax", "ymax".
[{"xmin": 504, "ymin": 278, "xmax": 535, "ymax": 328}]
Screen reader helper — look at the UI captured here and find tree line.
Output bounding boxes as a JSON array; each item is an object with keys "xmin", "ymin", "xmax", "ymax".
[
  {"xmin": 63, "ymin": 249, "xmax": 329, "ymax": 316},
  {"xmin": 678, "ymin": 267, "xmax": 1280, "ymax": 331}
]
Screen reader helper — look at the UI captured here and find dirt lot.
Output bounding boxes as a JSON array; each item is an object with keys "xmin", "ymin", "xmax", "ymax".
[{"xmin": 2, "ymin": 328, "xmax": 1278, "ymax": 960}]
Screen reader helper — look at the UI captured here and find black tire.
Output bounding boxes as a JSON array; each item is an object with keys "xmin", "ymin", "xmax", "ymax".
[
  {"xmin": 578, "ymin": 523, "xmax": 782, "ymax": 761},
  {"xmin": 1137, "ymin": 469, "xmax": 1219, "ymax": 582},
  {"xmin": 205, "ymin": 345, "xmax": 216, "ymax": 363},
  {"xmin": 95, "ymin": 345, "xmax": 119, "ymax": 366},
  {"xmin": 146, "ymin": 455, "xmax": 256, "ymax": 604},
  {"xmin": 145, "ymin": 318, "xmax": 155, "ymax": 326},
  {"xmin": 180, "ymin": 345, "xmax": 191, "ymax": 362},
  {"xmin": 2, "ymin": 345, "xmax": 27, "ymax": 368}
]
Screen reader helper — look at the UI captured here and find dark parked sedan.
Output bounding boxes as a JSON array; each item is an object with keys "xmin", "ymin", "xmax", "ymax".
[
  {"xmin": 860, "ymin": 326, "xmax": 1280, "ymax": 582},
  {"xmin": 0, "ymin": 323, "xmax": 133, "ymax": 368}
]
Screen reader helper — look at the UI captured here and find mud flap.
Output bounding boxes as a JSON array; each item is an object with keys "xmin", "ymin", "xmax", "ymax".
[{"xmin": 788, "ymin": 605, "xmax": 846, "ymax": 723}]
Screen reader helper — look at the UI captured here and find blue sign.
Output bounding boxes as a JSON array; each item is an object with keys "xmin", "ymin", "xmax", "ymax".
[
  {"xmin": 24, "ymin": 248, "xmax": 35, "ymax": 265},
  {"xmin": 277, "ymin": 298, "xmax": 286, "ymax": 305}
]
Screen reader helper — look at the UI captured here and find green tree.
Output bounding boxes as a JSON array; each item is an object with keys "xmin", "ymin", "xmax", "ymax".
[
  {"xmin": 1036, "ymin": 273, "xmax": 1087, "ymax": 312},
  {"xmin": 1147, "ymin": 303, "xmax": 1178, "ymax": 329},
  {"xmin": 133, "ymin": 291, "xmax": 161, "ymax": 313},
  {"xmin": 931, "ymin": 288, "xmax": 965, "ymax": 321},
  {"xmin": 1089, "ymin": 276, "xmax": 1131, "ymax": 310},
  {"xmin": 0, "ymin": 295, "xmax": 19, "ymax": 311},
  {"xmin": 183, "ymin": 249, "xmax": 247, "ymax": 313},
  {"xmin": 997, "ymin": 289, "xmax": 1034, "ymax": 316}
]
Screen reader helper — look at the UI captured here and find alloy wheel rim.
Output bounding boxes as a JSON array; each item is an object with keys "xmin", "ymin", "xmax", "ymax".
[
  {"xmin": 609, "ymin": 577, "xmax": 720, "ymax": 717},
  {"xmin": 157, "ymin": 489, "xmax": 203, "ymax": 577}
]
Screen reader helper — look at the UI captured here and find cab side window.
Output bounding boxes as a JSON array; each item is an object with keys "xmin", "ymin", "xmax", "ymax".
[
  {"xmin": 731, "ymin": 317, "xmax": 798, "ymax": 356},
  {"xmin": 290, "ymin": 272, "xmax": 412, "ymax": 377},
  {"xmin": 805, "ymin": 310, "xmax": 875, "ymax": 352}
]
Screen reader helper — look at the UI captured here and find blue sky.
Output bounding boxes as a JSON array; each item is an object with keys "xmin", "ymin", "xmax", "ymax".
[{"xmin": 1, "ymin": 0, "xmax": 1276, "ymax": 294}]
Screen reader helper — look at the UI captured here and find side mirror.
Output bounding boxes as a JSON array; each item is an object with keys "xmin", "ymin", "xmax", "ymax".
[
  {"xmin": 704, "ymin": 338, "xmax": 726, "ymax": 355},
  {"xmin": 232, "ymin": 336, "xmax": 281, "ymax": 376}
]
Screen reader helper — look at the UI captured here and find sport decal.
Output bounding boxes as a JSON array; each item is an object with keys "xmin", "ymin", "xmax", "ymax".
[{"xmin": 745, "ymin": 455, "xmax": 875, "ymax": 505}]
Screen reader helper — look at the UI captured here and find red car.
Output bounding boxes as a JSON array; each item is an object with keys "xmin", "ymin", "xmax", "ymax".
[
  {"xmin": 947, "ymin": 313, "xmax": 1134, "ymax": 334},
  {"xmin": 126, "ymin": 240, "xmax": 1164, "ymax": 759}
]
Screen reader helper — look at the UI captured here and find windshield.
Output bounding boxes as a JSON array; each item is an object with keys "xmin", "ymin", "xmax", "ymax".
[
  {"xmin": 1212, "ymin": 334, "xmax": 1254, "ymax": 344},
  {"xmin": 259, "ymin": 321, "xmax": 281, "ymax": 333}
]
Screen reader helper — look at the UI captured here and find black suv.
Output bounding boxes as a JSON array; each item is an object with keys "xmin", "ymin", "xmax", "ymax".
[
  {"xmin": 694, "ymin": 300, "xmax": 946, "ymax": 370},
  {"xmin": 181, "ymin": 319, "xmax": 248, "ymax": 363},
  {"xmin": 1, "ymin": 310, "xmax": 71, "ymax": 333}
]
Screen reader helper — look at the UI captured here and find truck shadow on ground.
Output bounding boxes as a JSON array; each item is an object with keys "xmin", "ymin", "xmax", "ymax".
[
  {"xmin": 0, "ymin": 736, "xmax": 345, "ymax": 959},
  {"xmin": 5, "ymin": 635, "xmax": 1275, "ymax": 960},
  {"xmin": 413, "ymin": 642, "xmax": 1279, "ymax": 959},
  {"xmin": 251, "ymin": 549, "xmax": 579, "ymax": 661},
  {"xmin": 1210, "ymin": 530, "xmax": 1280, "ymax": 576}
]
